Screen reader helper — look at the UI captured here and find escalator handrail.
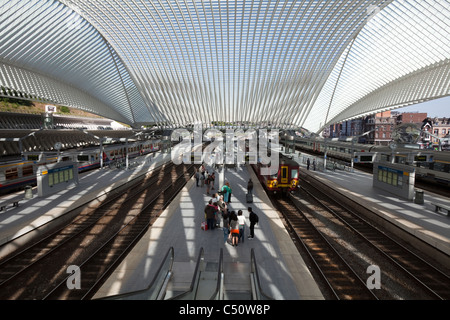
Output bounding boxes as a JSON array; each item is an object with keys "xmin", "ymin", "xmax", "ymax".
[
  {"xmin": 168, "ymin": 247, "xmax": 205, "ymax": 300},
  {"xmin": 251, "ymin": 249, "xmax": 274, "ymax": 300},
  {"xmin": 209, "ymin": 248, "xmax": 224, "ymax": 300},
  {"xmin": 96, "ymin": 246, "xmax": 174, "ymax": 300}
]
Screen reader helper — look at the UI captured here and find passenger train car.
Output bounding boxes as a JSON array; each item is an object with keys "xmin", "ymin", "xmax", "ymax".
[
  {"xmin": 0, "ymin": 139, "xmax": 161, "ymax": 194},
  {"xmin": 283, "ymin": 136, "xmax": 450, "ymax": 187},
  {"xmin": 253, "ymin": 154, "xmax": 300, "ymax": 194}
]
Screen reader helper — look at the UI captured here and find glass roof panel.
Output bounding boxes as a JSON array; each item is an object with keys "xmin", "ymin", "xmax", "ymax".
[{"xmin": 1, "ymin": 0, "xmax": 448, "ymax": 130}]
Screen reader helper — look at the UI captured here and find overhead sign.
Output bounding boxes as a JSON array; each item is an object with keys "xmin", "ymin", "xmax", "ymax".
[
  {"xmin": 354, "ymin": 152, "xmax": 376, "ymax": 163},
  {"xmin": 45, "ymin": 105, "xmax": 56, "ymax": 113},
  {"xmin": 413, "ymin": 154, "xmax": 433, "ymax": 163}
]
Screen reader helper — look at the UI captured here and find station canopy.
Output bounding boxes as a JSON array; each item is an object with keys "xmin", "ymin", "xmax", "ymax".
[{"xmin": 1, "ymin": 0, "xmax": 449, "ymax": 133}]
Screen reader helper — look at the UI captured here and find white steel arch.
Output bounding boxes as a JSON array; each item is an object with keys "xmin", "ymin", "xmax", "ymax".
[
  {"xmin": 0, "ymin": 0, "xmax": 158, "ymax": 126},
  {"xmin": 1, "ymin": 0, "xmax": 449, "ymax": 132},
  {"xmin": 307, "ymin": 0, "xmax": 450, "ymax": 132}
]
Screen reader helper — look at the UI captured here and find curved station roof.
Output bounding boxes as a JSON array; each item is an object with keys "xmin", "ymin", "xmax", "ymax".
[{"xmin": 0, "ymin": 0, "xmax": 449, "ymax": 132}]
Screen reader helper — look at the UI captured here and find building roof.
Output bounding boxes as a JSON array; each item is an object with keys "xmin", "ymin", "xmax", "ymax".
[{"xmin": 1, "ymin": 0, "xmax": 449, "ymax": 132}]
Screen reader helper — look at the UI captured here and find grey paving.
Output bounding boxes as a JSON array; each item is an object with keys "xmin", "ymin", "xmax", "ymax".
[{"xmin": 94, "ymin": 164, "xmax": 324, "ymax": 300}]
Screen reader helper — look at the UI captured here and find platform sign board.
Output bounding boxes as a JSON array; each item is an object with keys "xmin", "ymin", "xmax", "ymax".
[
  {"xmin": 354, "ymin": 152, "xmax": 376, "ymax": 163},
  {"xmin": 45, "ymin": 105, "xmax": 56, "ymax": 113},
  {"xmin": 413, "ymin": 153, "xmax": 433, "ymax": 163},
  {"xmin": 36, "ymin": 161, "xmax": 79, "ymax": 197},
  {"xmin": 372, "ymin": 162, "xmax": 415, "ymax": 200}
]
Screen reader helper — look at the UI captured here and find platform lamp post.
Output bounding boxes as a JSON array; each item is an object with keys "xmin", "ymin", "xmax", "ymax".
[
  {"xmin": 18, "ymin": 130, "xmax": 39, "ymax": 160},
  {"xmin": 54, "ymin": 142, "xmax": 62, "ymax": 162}
]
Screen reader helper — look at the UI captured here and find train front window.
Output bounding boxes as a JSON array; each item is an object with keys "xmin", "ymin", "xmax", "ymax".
[
  {"xmin": 291, "ymin": 169, "xmax": 298, "ymax": 179},
  {"xmin": 281, "ymin": 166, "xmax": 288, "ymax": 183}
]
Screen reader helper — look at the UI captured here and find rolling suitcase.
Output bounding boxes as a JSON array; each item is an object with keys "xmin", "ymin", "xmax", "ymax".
[{"xmin": 246, "ymin": 192, "xmax": 253, "ymax": 203}]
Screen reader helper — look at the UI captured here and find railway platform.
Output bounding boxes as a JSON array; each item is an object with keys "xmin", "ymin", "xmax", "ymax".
[
  {"xmin": 299, "ymin": 162, "xmax": 450, "ymax": 261},
  {"xmin": 0, "ymin": 151, "xmax": 171, "ymax": 255},
  {"xmin": 0, "ymin": 151, "xmax": 324, "ymax": 300},
  {"xmin": 93, "ymin": 164, "xmax": 324, "ymax": 300}
]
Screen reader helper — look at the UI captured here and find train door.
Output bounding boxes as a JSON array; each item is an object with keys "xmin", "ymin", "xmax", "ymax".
[
  {"xmin": 281, "ymin": 165, "xmax": 289, "ymax": 184},
  {"xmin": 313, "ymin": 142, "xmax": 320, "ymax": 152}
]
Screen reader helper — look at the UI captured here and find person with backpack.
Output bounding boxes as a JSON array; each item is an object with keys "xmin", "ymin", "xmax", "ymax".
[
  {"xmin": 205, "ymin": 200, "xmax": 217, "ymax": 231},
  {"xmin": 221, "ymin": 181, "xmax": 232, "ymax": 203},
  {"xmin": 247, "ymin": 207, "xmax": 259, "ymax": 240}
]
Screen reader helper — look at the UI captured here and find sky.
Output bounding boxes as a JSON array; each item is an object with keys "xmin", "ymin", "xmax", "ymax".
[{"xmin": 396, "ymin": 96, "xmax": 450, "ymax": 118}]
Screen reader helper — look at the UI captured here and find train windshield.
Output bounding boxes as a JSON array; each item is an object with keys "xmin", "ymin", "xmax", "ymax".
[
  {"xmin": 281, "ymin": 166, "xmax": 288, "ymax": 183},
  {"xmin": 291, "ymin": 169, "xmax": 298, "ymax": 179}
]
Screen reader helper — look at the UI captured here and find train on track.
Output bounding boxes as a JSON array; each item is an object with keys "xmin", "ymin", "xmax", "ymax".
[
  {"xmin": 0, "ymin": 139, "xmax": 161, "ymax": 194},
  {"xmin": 283, "ymin": 136, "xmax": 450, "ymax": 187},
  {"xmin": 253, "ymin": 154, "xmax": 300, "ymax": 194}
]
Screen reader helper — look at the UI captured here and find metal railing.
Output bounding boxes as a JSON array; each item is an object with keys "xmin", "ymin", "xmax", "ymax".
[
  {"xmin": 98, "ymin": 247, "xmax": 174, "ymax": 300},
  {"xmin": 168, "ymin": 247, "xmax": 205, "ymax": 300},
  {"xmin": 210, "ymin": 249, "xmax": 224, "ymax": 300},
  {"xmin": 250, "ymin": 249, "xmax": 274, "ymax": 300}
]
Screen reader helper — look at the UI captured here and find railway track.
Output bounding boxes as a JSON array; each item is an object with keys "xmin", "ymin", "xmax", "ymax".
[
  {"xmin": 272, "ymin": 196, "xmax": 378, "ymax": 300},
  {"xmin": 0, "ymin": 162, "xmax": 196, "ymax": 299},
  {"xmin": 298, "ymin": 176, "xmax": 450, "ymax": 300}
]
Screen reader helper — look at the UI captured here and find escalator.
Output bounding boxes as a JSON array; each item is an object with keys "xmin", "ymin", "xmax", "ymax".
[{"xmin": 99, "ymin": 247, "xmax": 273, "ymax": 300}]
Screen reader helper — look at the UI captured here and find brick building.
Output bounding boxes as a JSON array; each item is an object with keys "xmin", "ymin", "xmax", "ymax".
[
  {"xmin": 364, "ymin": 111, "xmax": 395, "ymax": 145},
  {"xmin": 422, "ymin": 117, "xmax": 450, "ymax": 148},
  {"xmin": 396, "ymin": 112, "xmax": 427, "ymax": 125}
]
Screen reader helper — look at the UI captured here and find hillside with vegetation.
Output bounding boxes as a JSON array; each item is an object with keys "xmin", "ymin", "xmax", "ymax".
[{"xmin": 0, "ymin": 97, "xmax": 103, "ymax": 118}]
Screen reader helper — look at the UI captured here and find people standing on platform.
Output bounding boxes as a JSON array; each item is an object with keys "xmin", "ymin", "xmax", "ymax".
[
  {"xmin": 212, "ymin": 201, "xmax": 220, "ymax": 228},
  {"xmin": 248, "ymin": 207, "xmax": 259, "ymax": 240},
  {"xmin": 212, "ymin": 193, "xmax": 223, "ymax": 227},
  {"xmin": 237, "ymin": 209, "xmax": 246, "ymax": 243},
  {"xmin": 229, "ymin": 211, "xmax": 239, "ymax": 246},
  {"xmin": 307, "ymin": 158, "xmax": 310, "ymax": 170},
  {"xmin": 221, "ymin": 181, "xmax": 232, "ymax": 203},
  {"xmin": 209, "ymin": 172, "xmax": 215, "ymax": 191},
  {"xmin": 222, "ymin": 210, "xmax": 230, "ymax": 244},
  {"xmin": 205, "ymin": 199, "xmax": 216, "ymax": 231},
  {"xmin": 200, "ymin": 164, "xmax": 206, "ymax": 177},
  {"xmin": 313, "ymin": 159, "xmax": 316, "ymax": 171},
  {"xmin": 205, "ymin": 172, "xmax": 211, "ymax": 195},
  {"xmin": 247, "ymin": 178, "xmax": 253, "ymax": 195},
  {"xmin": 217, "ymin": 194, "xmax": 227, "ymax": 215},
  {"xmin": 200, "ymin": 169, "xmax": 205, "ymax": 187},
  {"xmin": 195, "ymin": 168, "xmax": 200, "ymax": 187},
  {"xmin": 212, "ymin": 192, "xmax": 220, "ymax": 204}
]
